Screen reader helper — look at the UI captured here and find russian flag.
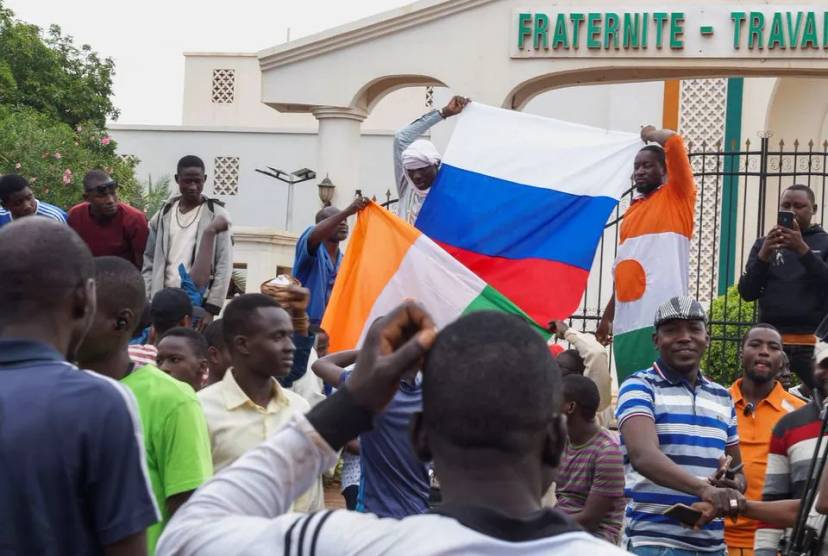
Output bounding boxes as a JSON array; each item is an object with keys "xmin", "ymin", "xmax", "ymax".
[{"xmin": 415, "ymin": 103, "xmax": 642, "ymax": 323}]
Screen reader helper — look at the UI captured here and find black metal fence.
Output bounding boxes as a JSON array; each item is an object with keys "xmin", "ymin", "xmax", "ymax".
[{"xmin": 382, "ymin": 137, "xmax": 828, "ymax": 384}]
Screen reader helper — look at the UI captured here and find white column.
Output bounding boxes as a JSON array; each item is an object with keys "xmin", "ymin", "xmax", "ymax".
[{"xmin": 312, "ymin": 106, "xmax": 367, "ymax": 207}]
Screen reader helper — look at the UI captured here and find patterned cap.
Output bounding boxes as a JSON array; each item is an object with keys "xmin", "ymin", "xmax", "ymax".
[{"xmin": 653, "ymin": 295, "xmax": 708, "ymax": 328}]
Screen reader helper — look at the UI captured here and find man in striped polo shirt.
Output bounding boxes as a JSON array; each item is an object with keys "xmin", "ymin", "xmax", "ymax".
[
  {"xmin": 617, "ymin": 296, "xmax": 746, "ymax": 555},
  {"xmin": 0, "ymin": 173, "xmax": 67, "ymax": 227}
]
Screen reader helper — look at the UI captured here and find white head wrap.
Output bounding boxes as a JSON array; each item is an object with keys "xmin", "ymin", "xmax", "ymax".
[
  {"xmin": 402, "ymin": 139, "xmax": 441, "ymax": 170},
  {"xmin": 815, "ymin": 341, "xmax": 828, "ymax": 368}
]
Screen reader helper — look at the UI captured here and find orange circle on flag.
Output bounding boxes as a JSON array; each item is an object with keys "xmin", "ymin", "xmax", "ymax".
[{"xmin": 615, "ymin": 259, "xmax": 646, "ymax": 302}]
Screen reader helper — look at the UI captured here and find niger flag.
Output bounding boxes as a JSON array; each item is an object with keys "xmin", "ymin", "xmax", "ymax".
[{"xmin": 613, "ymin": 135, "xmax": 697, "ymax": 381}]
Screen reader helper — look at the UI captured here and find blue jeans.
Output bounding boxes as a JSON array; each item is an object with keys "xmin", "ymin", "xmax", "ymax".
[{"xmin": 629, "ymin": 546, "xmax": 727, "ymax": 556}]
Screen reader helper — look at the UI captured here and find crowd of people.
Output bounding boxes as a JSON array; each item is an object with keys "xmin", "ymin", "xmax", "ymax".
[{"xmin": 2, "ymin": 96, "xmax": 828, "ymax": 556}]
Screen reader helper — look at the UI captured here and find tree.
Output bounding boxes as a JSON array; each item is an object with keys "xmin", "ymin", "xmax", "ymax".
[
  {"xmin": 704, "ymin": 285, "xmax": 756, "ymax": 386},
  {"xmin": 0, "ymin": 1, "xmax": 117, "ymax": 128}
]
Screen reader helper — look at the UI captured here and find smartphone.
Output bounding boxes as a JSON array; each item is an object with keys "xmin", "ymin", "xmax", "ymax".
[
  {"xmin": 663, "ymin": 503, "xmax": 702, "ymax": 527},
  {"xmin": 778, "ymin": 210, "xmax": 795, "ymax": 229}
]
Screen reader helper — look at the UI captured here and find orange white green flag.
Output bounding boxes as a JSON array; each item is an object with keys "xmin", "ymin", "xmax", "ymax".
[
  {"xmin": 612, "ymin": 135, "xmax": 697, "ymax": 381},
  {"xmin": 321, "ymin": 202, "xmax": 547, "ymax": 352}
]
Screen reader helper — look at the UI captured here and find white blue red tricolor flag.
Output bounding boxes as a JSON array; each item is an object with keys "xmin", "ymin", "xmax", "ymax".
[{"xmin": 415, "ymin": 103, "xmax": 642, "ymax": 323}]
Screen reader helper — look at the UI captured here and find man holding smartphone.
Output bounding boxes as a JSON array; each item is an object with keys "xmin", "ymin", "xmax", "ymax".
[{"xmin": 739, "ymin": 184, "xmax": 828, "ymax": 387}]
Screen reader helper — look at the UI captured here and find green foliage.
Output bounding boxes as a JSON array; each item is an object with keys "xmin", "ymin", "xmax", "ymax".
[
  {"xmin": 0, "ymin": 1, "xmax": 117, "ymax": 128},
  {"xmin": 0, "ymin": 105, "xmax": 141, "ymax": 211},
  {"xmin": 704, "ymin": 285, "xmax": 756, "ymax": 386},
  {"xmin": 142, "ymin": 175, "xmax": 172, "ymax": 220}
]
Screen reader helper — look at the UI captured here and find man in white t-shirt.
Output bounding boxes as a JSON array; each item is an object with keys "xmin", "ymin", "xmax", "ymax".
[
  {"xmin": 143, "ymin": 155, "xmax": 233, "ymax": 325},
  {"xmin": 158, "ymin": 305, "xmax": 628, "ymax": 556}
]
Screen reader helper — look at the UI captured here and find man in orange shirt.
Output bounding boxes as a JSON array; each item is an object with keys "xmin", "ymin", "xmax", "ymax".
[{"xmin": 726, "ymin": 323, "xmax": 805, "ymax": 555}]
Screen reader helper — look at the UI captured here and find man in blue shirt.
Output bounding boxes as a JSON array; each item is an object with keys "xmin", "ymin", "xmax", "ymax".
[
  {"xmin": 293, "ymin": 196, "xmax": 369, "ymax": 326},
  {"xmin": 312, "ymin": 349, "xmax": 430, "ymax": 518},
  {"xmin": 0, "ymin": 218, "xmax": 158, "ymax": 555},
  {"xmin": 0, "ymin": 173, "xmax": 67, "ymax": 227}
]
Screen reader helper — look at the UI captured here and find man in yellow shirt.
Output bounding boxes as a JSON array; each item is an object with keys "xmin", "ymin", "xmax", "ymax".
[
  {"xmin": 197, "ymin": 290, "xmax": 323, "ymax": 511},
  {"xmin": 726, "ymin": 324, "xmax": 805, "ymax": 555}
]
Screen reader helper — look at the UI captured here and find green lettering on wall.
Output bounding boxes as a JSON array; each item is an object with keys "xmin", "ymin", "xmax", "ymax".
[
  {"xmin": 623, "ymin": 13, "xmax": 641, "ymax": 48},
  {"xmin": 801, "ymin": 11, "xmax": 819, "ymax": 49},
  {"xmin": 604, "ymin": 12, "xmax": 620, "ymax": 49},
  {"xmin": 670, "ymin": 12, "xmax": 685, "ymax": 48},
  {"xmin": 587, "ymin": 13, "xmax": 602, "ymax": 49},
  {"xmin": 653, "ymin": 12, "xmax": 668, "ymax": 48},
  {"xmin": 517, "ymin": 12, "xmax": 533, "ymax": 49},
  {"xmin": 570, "ymin": 13, "xmax": 585, "ymax": 49},
  {"xmin": 552, "ymin": 13, "xmax": 569, "ymax": 49},
  {"xmin": 787, "ymin": 12, "xmax": 803, "ymax": 50},
  {"xmin": 767, "ymin": 12, "xmax": 786, "ymax": 49},
  {"xmin": 641, "ymin": 12, "xmax": 649, "ymax": 47},
  {"xmin": 534, "ymin": 13, "xmax": 549, "ymax": 49},
  {"xmin": 748, "ymin": 12, "xmax": 765, "ymax": 49},
  {"xmin": 824, "ymin": 12, "xmax": 828, "ymax": 48},
  {"xmin": 731, "ymin": 12, "xmax": 746, "ymax": 49}
]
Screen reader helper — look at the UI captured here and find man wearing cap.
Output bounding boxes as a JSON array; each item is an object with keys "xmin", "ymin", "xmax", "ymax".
[
  {"xmin": 616, "ymin": 295, "xmax": 746, "ymax": 555},
  {"xmin": 67, "ymin": 169, "xmax": 149, "ymax": 268},
  {"xmin": 393, "ymin": 95, "xmax": 468, "ymax": 224}
]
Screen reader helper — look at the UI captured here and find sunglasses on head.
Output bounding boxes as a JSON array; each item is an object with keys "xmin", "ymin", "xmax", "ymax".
[{"xmin": 86, "ymin": 180, "xmax": 118, "ymax": 195}]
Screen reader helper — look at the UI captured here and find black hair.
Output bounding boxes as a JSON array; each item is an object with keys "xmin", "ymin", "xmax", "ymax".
[
  {"xmin": 315, "ymin": 206, "xmax": 339, "ymax": 224},
  {"xmin": 423, "ymin": 311, "xmax": 560, "ymax": 454},
  {"xmin": 177, "ymin": 155, "xmax": 206, "ymax": 174},
  {"xmin": 638, "ymin": 145, "xmax": 666, "ymax": 168},
  {"xmin": 222, "ymin": 293, "xmax": 283, "ymax": 349},
  {"xmin": 0, "ymin": 219, "xmax": 93, "ymax": 328},
  {"xmin": 160, "ymin": 326, "xmax": 208, "ymax": 358},
  {"xmin": 557, "ymin": 349, "xmax": 585, "ymax": 375},
  {"xmin": 0, "ymin": 174, "xmax": 29, "ymax": 202},
  {"xmin": 93, "ymin": 256, "xmax": 146, "ymax": 321},
  {"xmin": 741, "ymin": 323, "xmax": 781, "ymax": 347},
  {"xmin": 150, "ymin": 288, "xmax": 193, "ymax": 336},
  {"xmin": 203, "ymin": 319, "xmax": 225, "ymax": 350},
  {"xmin": 562, "ymin": 374, "xmax": 600, "ymax": 420},
  {"xmin": 785, "ymin": 184, "xmax": 816, "ymax": 204},
  {"xmin": 83, "ymin": 169, "xmax": 110, "ymax": 189}
]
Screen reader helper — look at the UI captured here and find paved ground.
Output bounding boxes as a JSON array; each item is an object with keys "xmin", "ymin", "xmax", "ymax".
[{"xmin": 324, "ymin": 481, "xmax": 346, "ymax": 509}]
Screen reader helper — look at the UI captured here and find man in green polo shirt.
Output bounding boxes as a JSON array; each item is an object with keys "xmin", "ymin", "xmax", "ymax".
[{"xmin": 77, "ymin": 256, "xmax": 213, "ymax": 554}]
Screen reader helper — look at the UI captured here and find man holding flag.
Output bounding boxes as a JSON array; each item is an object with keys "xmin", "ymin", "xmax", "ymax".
[{"xmin": 597, "ymin": 125, "xmax": 697, "ymax": 381}]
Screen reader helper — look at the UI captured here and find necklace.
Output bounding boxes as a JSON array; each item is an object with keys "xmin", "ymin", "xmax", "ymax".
[{"xmin": 176, "ymin": 202, "xmax": 202, "ymax": 229}]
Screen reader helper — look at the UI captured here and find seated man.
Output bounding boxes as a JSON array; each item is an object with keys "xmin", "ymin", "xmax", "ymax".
[
  {"xmin": 158, "ymin": 307, "xmax": 628, "ymax": 555},
  {"xmin": 313, "ymin": 349, "xmax": 429, "ymax": 518},
  {"xmin": 157, "ymin": 327, "xmax": 210, "ymax": 391},
  {"xmin": 0, "ymin": 173, "xmax": 67, "ymax": 227},
  {"xmin": 556, "ymin": 375, "xmax": 625, "ymax": 543}
]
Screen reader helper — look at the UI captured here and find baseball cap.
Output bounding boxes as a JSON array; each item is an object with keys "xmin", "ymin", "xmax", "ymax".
[{"xmin": 653, "ymin": 295, "xmax": 708, "ymax": 329}]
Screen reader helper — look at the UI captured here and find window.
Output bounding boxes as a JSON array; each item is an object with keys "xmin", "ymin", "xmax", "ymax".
[
  {"xmin": 213, "ymin": 156, "xmax": 239, "ymax": 196},
  {"xmin": 211, "ymin": 69, "xmax": 236, "ymax": 104},
  {"xmin": 117, "ymin": 153, "xmax": 138, "ymax": 166}
]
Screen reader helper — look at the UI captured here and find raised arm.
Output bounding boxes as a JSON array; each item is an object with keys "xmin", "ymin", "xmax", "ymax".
[
  {"xmin": 190, "ymin": 215, "xmax": 230, "ymax": 290},
  {"xmin": 393, "ymin": 96, "xmax": 468, "ymax": 196},
  {"xmin": 641, "ymin": 125, "xmax": 695, "ymax": 200},
  {"xmin": 307, "ymin": 197, "xmax": 369, "ymax": 252},
  {"xmin": 312, "ymin": 349, "xmax": 359, "ymax": 387},
  {"xmin": 560, "ymin": 325, "xmax": 611, "ymax": 412}
]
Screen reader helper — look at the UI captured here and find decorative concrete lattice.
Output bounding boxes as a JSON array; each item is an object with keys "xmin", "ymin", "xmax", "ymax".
[
  {"xmin": 211, "ymin": 69, "xmax": 236, "ymax": 104},
  {"xmin": 213, "ymin": 156, "xmax": 239, "ymax": 196},
  {"xmin": 425, "ymin": 86, "xmax": 434, "ymax": 109},
  {"xmin": 679, "ymin": 78, "xmax": 728, "ymax": 305},
  {"xmin": 117, "ymin": 153, "xmax": 137, "ymax": 166}
]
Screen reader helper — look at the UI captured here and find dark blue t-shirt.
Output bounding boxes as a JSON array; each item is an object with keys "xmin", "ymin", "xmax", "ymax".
[
  {"xmin": 341, "ymin": 371, "xmax": 430, "ymax": 518},
  {"xmin": 0, "ymin": 339, "xmax": 159, "ymax": 554}
]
